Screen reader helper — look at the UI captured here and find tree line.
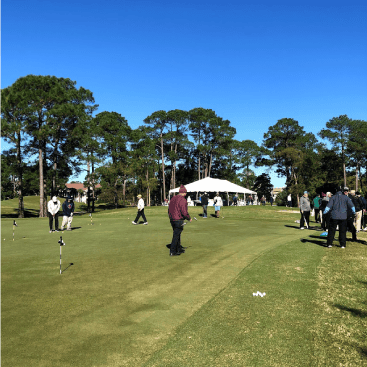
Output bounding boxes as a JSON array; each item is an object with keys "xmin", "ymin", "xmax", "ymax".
[{"xmin": 2, "ymin": 75, "xmax": 367, "ymax": 217}]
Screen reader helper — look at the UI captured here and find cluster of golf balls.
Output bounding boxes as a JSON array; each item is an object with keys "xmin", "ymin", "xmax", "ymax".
[{"xmin": 252, "ymin": 291, "xmax": 266, "ymax": 297}]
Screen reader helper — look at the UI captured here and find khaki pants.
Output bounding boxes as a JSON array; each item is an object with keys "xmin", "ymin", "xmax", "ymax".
[
  {"xmin": 61, "ymin": 216, "xmax": 73, "ymax": 230},
  {"xmin": 355, "ymin": 211, "xmax": 362, "ymax": 231}
]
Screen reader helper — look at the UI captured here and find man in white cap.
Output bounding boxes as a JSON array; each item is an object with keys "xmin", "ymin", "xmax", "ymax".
[
  {"xmin": 132, "ymin": 194, "xmax": 148, "ymax": 225},
  {"xmin": 47, "ymin": 196, "xmax": 61, "ymax": 233}
]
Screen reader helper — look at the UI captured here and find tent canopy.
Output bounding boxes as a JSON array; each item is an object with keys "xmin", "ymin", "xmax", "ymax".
[{"xmin": 169, "ymin": 177, "xmax": 257, "ymax": 195}]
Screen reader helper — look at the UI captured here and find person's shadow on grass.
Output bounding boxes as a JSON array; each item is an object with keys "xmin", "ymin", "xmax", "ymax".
[
  {"xmin": 285, "ymin": 225, "xmax": 317, "ymax": 230},
  {"xmin": 300, "ymin": 238, "xmax": 328, "ymax": 247},
  {"xmin": 67, "ymin": 227, "xmax": 82, "ymax": 231}
]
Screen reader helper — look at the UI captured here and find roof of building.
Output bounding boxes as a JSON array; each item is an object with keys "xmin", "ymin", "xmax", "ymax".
[{"xmin": 65, "ymin": 183, "xmax": 101, "ymax": 191}]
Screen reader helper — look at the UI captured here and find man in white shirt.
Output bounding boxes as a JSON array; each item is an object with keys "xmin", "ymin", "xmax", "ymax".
[
  {"xmin": 132, "ymin": 194, "xmax": 148, "ymax": 225},
  {"xmin": 47, "ymin": 196, "xmax": 61, "ymax": 233},
  {"xmin": 287, "ymin": 193, "xmax": 292, "ymax": 207}
]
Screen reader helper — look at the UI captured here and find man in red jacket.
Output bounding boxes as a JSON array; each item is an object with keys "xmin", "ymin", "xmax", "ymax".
[{"xmin": 168, "ymin": 185, "xmax": 192, "ymax": 256}]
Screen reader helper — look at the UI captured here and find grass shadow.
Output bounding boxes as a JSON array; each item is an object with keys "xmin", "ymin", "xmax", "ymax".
[
  {"xmin": 333, "ymin": 304, "xmax": 367, "ymax": 318},
  {"xmin": 300, "ymin": 238, "xmax": 328, "ymax": 247},
  {"xmin": 1, "ymin": 208, "xmax": 40, "ymax": 219}
]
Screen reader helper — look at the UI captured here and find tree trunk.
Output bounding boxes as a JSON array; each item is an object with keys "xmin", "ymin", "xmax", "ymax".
[
  {"xmin": 123, "ymin": 179, "xmax": 126, "ymax": 207},
  {"xmin": 160, "ymin": 134, "xmax": 166, "ymax": 202},
  {"xmin": 16, "ymin": 132, "xmax": 24, "ymax": 218},
  {"xmin": 198, "ymin": 155, "xmax": 201, "ymax": 180},
  {"xmin": 39, "ymin": 148, "xmax": 45, "ymax": 217},
  {"xmin": 208, "ymin": 153, "xmax": 213, "ymax": 177},
  {"xmin": 92, "ymin": 160, "xmax": 95, "ymax": 212},
  {"xmin": 53, "ymin": 162, "xmax": 57, "ymax": 195},
  {"xmin": 355, "ymin": 163, "xmax": 359, "ymax": 191},
  {"xmin": 87, "ymin": 160, "xmax": 91, "ymax": 212}
]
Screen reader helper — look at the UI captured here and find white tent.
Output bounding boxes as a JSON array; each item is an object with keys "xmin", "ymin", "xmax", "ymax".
[{"xmin": 169, "ymin": 177, "xmax": 257, "ymax": 195}]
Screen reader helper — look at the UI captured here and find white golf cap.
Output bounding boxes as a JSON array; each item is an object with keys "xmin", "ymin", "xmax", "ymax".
[{"xmin": 52, "ymin": 196, "xmax": 57, "ymax": 201}]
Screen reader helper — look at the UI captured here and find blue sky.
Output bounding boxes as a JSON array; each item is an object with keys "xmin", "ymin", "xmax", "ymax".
[{"xmin": 2, "ymin": 0, "xmax": 367, "ymax": 188}]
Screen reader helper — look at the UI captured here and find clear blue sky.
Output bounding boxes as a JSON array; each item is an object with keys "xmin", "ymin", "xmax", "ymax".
[{"xmin": 2, "ymin": 0, "xmax": 367, "ymax": 188}]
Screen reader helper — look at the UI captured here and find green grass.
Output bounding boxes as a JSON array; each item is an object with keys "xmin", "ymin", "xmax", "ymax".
[{"xmin": 1, "ymin": 200, "xmax": 366, "ymax": 366}]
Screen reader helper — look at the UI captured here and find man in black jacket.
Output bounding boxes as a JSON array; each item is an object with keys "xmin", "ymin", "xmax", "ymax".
[
  {"xmin": 349, "ymin": 190, "xmax": 363, "ymax": 232},
  {"xmin": 324, "ymin": 187, "xmax": 355, "ymax": 248}
]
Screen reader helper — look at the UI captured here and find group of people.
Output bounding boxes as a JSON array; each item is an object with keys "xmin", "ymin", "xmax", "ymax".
[
  {"xmin": 199, "ymin": 192, "xmax": 224, "ymax": 218},
  {"xmin": 47, "ymin": 196, "xmax": 75, "ymax": 232},
  {"xmin": 299, "ymin": 188, "xmax": 367, "ymax": 248}
]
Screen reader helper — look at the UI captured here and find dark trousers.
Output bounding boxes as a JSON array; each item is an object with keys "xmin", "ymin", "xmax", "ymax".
[
  {"xmin": 314, "ymin": 209, "xmax": 320, "ymax": 222},
  {"xmin": 134, "ymin": 209, "xmax": 147, "ymax": 223},
  {"xmin": 48, "ymin": 213, "xmax": 59, "ymax": 230},
  {"xmin": 202, "ymin": 205, "xmax": 208, "ymax": 217},
  {"xmin": 322, "ymin": 212, "xmax": 330, "ymax": 231},
  {"xmin": 347, "ymin": 216, "xmax": 357, "ymax": 241},
  {"xmin": 300, "ymin": 210, "xmax": 310, "ymax": 228},
  {"xmin": 170, "ymin": 220, "xmax": 184, "ymax": 254},
  {"xmin": 327, "ymin": 218, "xmax": 347, "ymax": 247}
]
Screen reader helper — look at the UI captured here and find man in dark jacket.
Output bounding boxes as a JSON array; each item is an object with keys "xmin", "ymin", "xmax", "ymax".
[
  {"xmin": 324, "ymin": 187, "xmax": 355, "ymax": 248},
  {"xmin": 168, "ymin": 185, "xmax": 192, "ymax": 256},
  {"xmin": 349, "ymin": 190, "xmax": 363, "ymax": 232},
  {"xmin": 201, "ymin": 192, "xmax": 209, "ymax": 218}
]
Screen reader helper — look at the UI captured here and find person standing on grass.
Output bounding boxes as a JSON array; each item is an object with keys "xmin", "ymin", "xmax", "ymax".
[
  {"xmin": 320, "ymin": 192, "xmax": 332, "ymax": 231},
  {"xmin": 270, "ymin": 196, "xmax": 274, "ymax": 206},
  {"xmin": 323, "ymin": 187, "xmax": 355, "ymax": 248},
  {"xmin": 132, "ymin": 194, "xmax": 148, "ymax": 225},
  {"xmin": 214, "ymin": 192, "xmax": 223, "ymax": 218},
  {"xmin": 201, "ymin": 192, "xmax": 209, "ymax": 218},
  {"xmin": 313, "ymin": 194, "xmax": 321, "ymax": 223},
  {"xmin": 351, "ymin": 191, "xmax": 364, "ymax": 232},
  {"xmin": 233, "ymin": 193, "xmax": 238, "ymax": 206},
  {"xmin": 261, "ymin": 196, "xmax": 266, "ymax": 206},
  {"xmin": 360, "ymin": 193, "xmax": 367, "ymax": 231},
  {"xmin": 61, "ymin": 197, "xmax": 74, "ymax": 231},
  {"xmin": 346, "ymin": 193, "xmax": 358, "ymax": 242},
  {"xmin": 48, "ymin": 196, "xmax": 61, "ymax": 233},
  {"xmin": 287, "ymin": 193, "xmax": 292, "ymax": 207},
  {"xmin": 168, "ymin": 185, "xmax": 191, "ymax": 256},
  {"xmin": 299, "ymin": 191, "xmax": 311, "ymax": 229}
]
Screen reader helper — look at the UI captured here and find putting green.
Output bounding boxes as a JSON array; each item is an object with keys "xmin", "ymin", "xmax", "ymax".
[{"xmin": 2, "ymin": 205, "xmax": 360, "ymax": 366}]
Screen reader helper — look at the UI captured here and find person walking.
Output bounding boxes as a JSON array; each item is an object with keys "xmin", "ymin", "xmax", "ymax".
[
  {"xmin": 261, "ymin": 196, "xmax": 266, "ymax": 206},
  {"xmin": 323, "ymin": 187, "xmax": 355, "ymax": 248},
  {"xmin": 168, "ymin": 185, "xmax": 191, "ymax": 256},
  {"xmin": 61, "ymin": 197, "xmax": 75, "ymax": 231},
  {"xmin": 201, "ymin": 192, "xmax": 209, "ymax": 218},
  {"xmin": 47, "ymin": 196, "xmax": 61, "ymax": 233},
  {"xmin": 132, "ymin": 194, "xmax": 148, "ymax": 225},
  {"xmin": 313, "ymin": 194, "xmax": 321, "ymax": 223},
  {"xmin": 270, "ymin": 196, "xmax": 274, "ymax": 206},
  {"xmin": 214, "ymin": 192, "xmax": 223, "ymax": 218},
  {"xmin": 299, "ymin": 191, "xmax": 311, "ymax": 229}
]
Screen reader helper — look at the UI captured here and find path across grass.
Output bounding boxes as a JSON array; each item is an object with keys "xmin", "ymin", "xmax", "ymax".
[{"xmin": 1, "ymin": 203, "xmax": 366, "ymax": 366}]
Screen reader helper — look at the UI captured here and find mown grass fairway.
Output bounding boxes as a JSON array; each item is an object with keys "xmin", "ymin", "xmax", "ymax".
[{"xmin": 2, "ymin": 202, "xmax": 366, "ymax": 366}]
